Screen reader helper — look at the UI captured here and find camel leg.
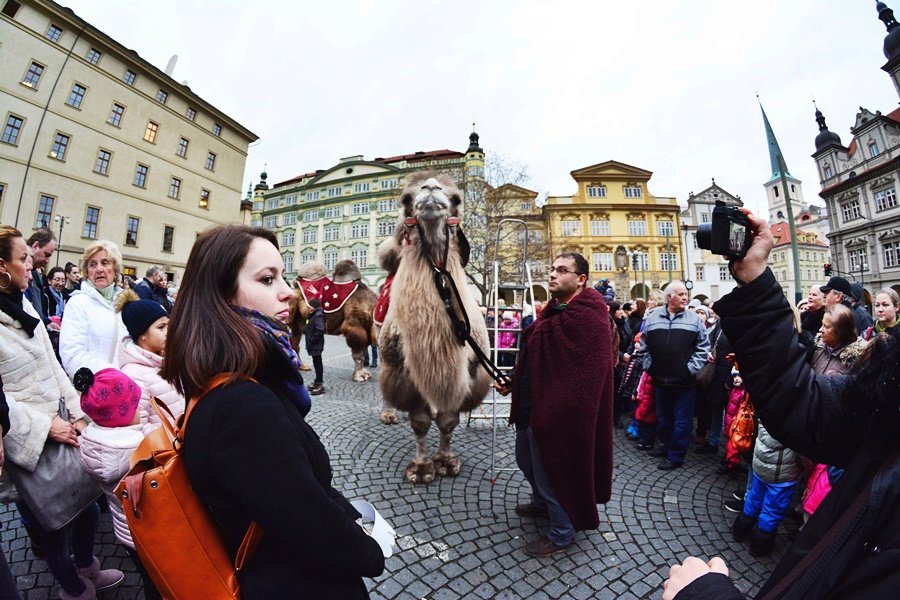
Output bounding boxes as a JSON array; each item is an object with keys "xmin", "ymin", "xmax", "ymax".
[
  {"xmin": 431, "ymin": 410, "xmax": 462, "ymax": 477},
  {"xmin": 379, "ymin": 398, "xmax": 398, "ymax": 424},
  {"xmin": 351, "ymin": 347, "xmax": 372, "ymax": 382},
  {"xmin": 405, "ymin": 406, "xmax": 436, "ymax": 484}
]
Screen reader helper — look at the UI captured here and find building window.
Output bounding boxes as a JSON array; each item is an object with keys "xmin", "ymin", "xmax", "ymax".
[
  {"xmin": 2, "ymin": 114, "xmax": 24, "ymax": 145},
  {"xmin": 632, "ymin": 252, "xmax": 649, "ymax": 270},
  {"xmin": 592, "ymin": 252, "xmax": 613, "ymax": 271},
  {"xmin": 350, "ymin": 223, "xmax": 368, "ymax": 239},
  {"xmin": 848, "ymin": 248, "xmax": 868, "ymax": 271},
  {"xmin": 303, "ymin": 210, "xmax": 319, "ymax": 222},
  {"xmin": 377, "ymin": 220, "xmax": 393, "ymax": 237},
  {"xmin": 185, "ymin": 107, "xmax": 196, "ymax": 121},
  {"xmin": 624, "ymin": 186, "xmax": 642, "ymax": 198},
  {"xmin": 306, "ymin": 191, "xmax": 321, "ymax": 202},
  {"xmin": 351, "ymin": 248, "xmax": 368, "ymax": 269},
  {"xmin": 205, "ymin": 152, "xmax": 216, "ymax": 170},
  {"xmin": 50, "ymin": 132, "xmax": 69, "ymax": 161},
  {"xmin": 700, "ymin": 212, "xmax": 709, "ymax": 223},
  {"xmin": 354, "ymin": 182, "xmax": 371, "ymax": 193},
  {"xmin": 133, "ymin": 164, "xmax": 149, "ymax": 188},
  {"xmin": 199, "ymin": 189, "xmax": 210, "ymax": 209},
  {"xmin": 520, "ymin": 201, "xmax": 532, "ymax": 211},
  {"xmin": 660, "ymin": 253, "xmax": 678, "ymax": 271},
  {"xmin": 324, "ymin": 225, "xmax": 340, "ymax": 241},
  {"xmin": 719, "ymin": 265, "xmax": 730, "ymax": 281},
  {"xmin": 695, "ymin": 265, "xmax": 705, "ymax": 281},
  {"xmin": 176, "ymin": 137, "xmax": 189, "ymax": 158},
  {"xmin": 323, "ymin": 206, "xmax": 341, "ymax": 218},
  {"xmin": 691, "ymin": 233, "xmax": 698, "ymax": 249},
  {"xmin": 155, "ymin": 89, "xmax": 168, "ymax": 104},
  {"xmin": 107, "ymin": 103, "xmax": 124, "ymax": 127},
  {"xmin": 143, "ymin": 121, "xmax": 158, "ymax": 143},
  {"xmin": 283, "ymin": 252, "xmax": 294, "ymax": 274},
  {"xmin": 323, "ymin": 250, "xmax": 338, "ymax": 270},
  {"xmin": 352, "ymin": 202, "xmax": 370, "ymax": 215},
  {"xmin": 36, "ymin": 194, "xmax": 54, "ymax": 228},
  {"xmin": 212, "ymin": 123, "xmax": 222, "ymax": 137},
  {"xmin": 94, "ymin": 149, "xmax": 111, "ymax": 175},
  {"xmin": 162, "ymin": 226, "xmax": 174, "ymax": 253},
  {"xmin": 168, "ymin": 177, "xmax": 181, "ymax": 199},
  {"xmin": 327, "ymin": 186, "xmax": 343, "ymax": 198},
  {"xmin": 868, "ymin": 141, "xmax": 880, "ymax": 158},
  {"xmin": 265, "ymin": 198, "xmax": 279, "ymax": 210},
  {"xmin": 376, "ymin": 199, "xmax": 396, "ymax": 213},
  {"xmin": 302, "ymin": 228, "xmax": 317, "ymax": 244},
  {"xmin": 841, "ymin": 199, "xmax": 861, "ymax": 222},
  {"xmin": 85, "ymin": 48, "xmax": 102, "ymax": 65},
  {"xmin": 301, "ymin": 249, "xmax": 316, "ymax": 264},
  {"xmin": 83, "ymin": 206, "xmax": 100, "ymax": 239},
  {"xmin": 46, "ymin": 24, "xmax": 63, "ymax": 42},
  {"xmin": 561, "ymin": 219, "xmax": 580, "ymax": 236},
  {"xmin": 823, "ymin": 163, "xmax": 833, "ymax": 179},
  {"xmin": 590, "ymin": 220, "xmax": 610, "ymax": 236},
  {"xmin": 587, "ymin": 185, "xmax": 607, "ymax": 198},
  {"xmin": 657, "ymin": 220, "xmax": 674, "ymax": 237},
  {"xmin": 125, "ymin": 216, "xmax": 139, "ymax": 246},
  {"xmin": 883, "ymin": 241, "xmax": 900, "ymax": 268},
  {"xmin": 22, "ymin": 62, "xmax": 44, "ymax": 88},
  {"xmin": 264, "ymin": 216, "xmax": 278, "ymax": 228},
  {"xmin": 282, "ymin": 231, "xmax": 295, "ymax": 247},
  {"xmin": 286, "ymin": 195, "xmax": 297, "ymax": 206},
  {"xmin": 251, "ymin": 218, "xmax": 262, "ymax": 227},
  {"xmin": 66, "ymin": 83, "xmax": 86, "ymax": 109},
  {"xmin": 380, "ymin": 179, "xmax": 398, "ymax": 190},
  {"xmin": 627, "ymin": 220, "xmax": 647, "ymax": 236},
  {"xmin": 123, "ymin": 69, "xmax": 136, "ymax": 85},
  {"xmin": 875, "ymin": 188, "xmax": 897, "ymax": 212},
  {"xmin": 283, "ymin": 213, "xmax": 297, "ymax": 225}
]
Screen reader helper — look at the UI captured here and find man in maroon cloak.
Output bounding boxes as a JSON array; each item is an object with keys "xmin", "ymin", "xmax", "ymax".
[{"xmin": 496, "ymin": 252, "xmax": 614, "ymax": 558}]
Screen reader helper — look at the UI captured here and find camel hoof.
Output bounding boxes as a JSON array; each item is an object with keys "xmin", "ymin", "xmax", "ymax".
[
  {"xmin": 352, "ymin": 368, "xmax": 372, "ymax": 382},
  {"xmin": 432, "ymin": 452, "xmax": 461, "ymax": 477},
  {"xmin": 379, "ymin": 409, "xmax": 398, "ymax": 425},
  {"xmin": 405, "ymin": 459, "xmax": 435, "ymax": 485}
]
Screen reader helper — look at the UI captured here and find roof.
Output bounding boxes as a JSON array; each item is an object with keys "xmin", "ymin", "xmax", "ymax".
[
  {"xmin": 887, "ymin": 107, "xmax": 900, "ymax": 124},
  {"xmin": 770, "ymin": 221, "xmax": 827, "ymax": 247}
]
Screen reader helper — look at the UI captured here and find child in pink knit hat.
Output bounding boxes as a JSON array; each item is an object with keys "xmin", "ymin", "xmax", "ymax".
[{"xmin": 74, "ymin": 367, "xmax": 141, "ymax": 426}]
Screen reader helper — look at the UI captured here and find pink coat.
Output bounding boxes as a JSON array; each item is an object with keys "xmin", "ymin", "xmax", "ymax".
[
  {"xmin": 634, "ymin": 372, "xmax": 656, "ymax": 424},
  {"xmin": 118, "ymin": 340, "xmax": 186, "ymax": 435},
  {"xmin": 802, "ymin": 463, "xmax": 833, "ymax": 516},
  {"xmin": 497, "ymin": 318, "xmax": 517, "ymax": 349},
  {"xmin": 723, "ymin": 385, "xmax": 745, "ymax": 435}
]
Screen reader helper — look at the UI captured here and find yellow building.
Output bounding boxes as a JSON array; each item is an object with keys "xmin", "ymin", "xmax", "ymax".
[{"xmin": 545, "ymin": 160, "xmax": 683, "ymax": 299}]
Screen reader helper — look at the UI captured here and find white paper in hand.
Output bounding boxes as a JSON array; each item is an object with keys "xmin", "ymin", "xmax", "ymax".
[{"xmin": 351, "ymin": 500, "xmax": 396, "ymax": 558}]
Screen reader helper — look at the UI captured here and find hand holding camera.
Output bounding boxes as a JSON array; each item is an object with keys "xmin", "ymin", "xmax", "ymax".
[{"xmin": 697, "ymin": 203, "xmax": 773, "ymax": 285}]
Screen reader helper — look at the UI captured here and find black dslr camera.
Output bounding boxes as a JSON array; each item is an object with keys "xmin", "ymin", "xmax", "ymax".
[{"xmin": 696, "ymin": 201, "xmax": 751, "ymax": 259}]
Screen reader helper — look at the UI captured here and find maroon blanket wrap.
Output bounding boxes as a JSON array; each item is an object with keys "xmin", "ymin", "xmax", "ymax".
[{"xmin": 512, "ymin": 287, "xmax": 614, "ymax": 531}]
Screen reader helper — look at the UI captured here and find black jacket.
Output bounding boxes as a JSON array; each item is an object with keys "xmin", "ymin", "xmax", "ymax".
[
  {"xmin": 677, "ymin": 268, "xmax": 900, "ymax": 600},
  {"xmin": 184, "ymin": 348, "xmax": 384, "ymax": 598},
  {"xmin": 305, "ymin": 308, "xmax": 325, "ymax": 356}
]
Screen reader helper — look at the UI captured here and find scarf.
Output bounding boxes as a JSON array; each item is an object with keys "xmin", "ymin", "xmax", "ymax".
[
  {"xmin": 83, "ymin": 279, "xmax": 116, "ymax": 304},
  {"xmin": 48, "ymin": 286, "xmax": 65, "ymax": 317},
  {"xmin": 875, "ymin": 318, "xmax": 899, "ymax": 334},
  {"xmin": 0, "ymin": 288, "xmax": 40, "ymax": 338},
  {"xmin": 230, "ymin": 306, "xmax": 311, "ymax": 415}
]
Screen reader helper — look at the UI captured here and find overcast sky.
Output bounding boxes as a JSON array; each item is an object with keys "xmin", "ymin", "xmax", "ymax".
[{"xmin": 70, "ymin": 0, "xmax": 900, "ymax": 217}]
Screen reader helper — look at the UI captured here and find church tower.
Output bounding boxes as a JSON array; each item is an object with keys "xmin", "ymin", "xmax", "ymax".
[{"xmin": 760, "ymin": 104, "xmax": 806, "ymax": 223}]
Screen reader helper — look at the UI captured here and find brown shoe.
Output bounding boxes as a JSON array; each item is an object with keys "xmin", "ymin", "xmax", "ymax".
[
  {"xmin": 524, "ymin": 536, "xmax": 570, "ymax": 558},
  {"xmin": 299, "ymin": 364, "xmax": 312, "ymax": 371},
  {"xmin": 515, "ymin": 503, "xmax": 549, "ymax": 518}
]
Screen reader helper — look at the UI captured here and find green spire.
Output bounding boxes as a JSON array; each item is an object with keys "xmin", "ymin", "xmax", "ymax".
[{"xmin": 759, "ymin": 99, "xmax": 792, "ymax": 180}]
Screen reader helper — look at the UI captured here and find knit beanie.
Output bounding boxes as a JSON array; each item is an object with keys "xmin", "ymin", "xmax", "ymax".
[
  {"xmin": 74, "ymin": 367, "xmax": 140, "ymax": 427},
  {"xmin": 115, "ymin": 289, "xmax": 167, "ymax": 341}
]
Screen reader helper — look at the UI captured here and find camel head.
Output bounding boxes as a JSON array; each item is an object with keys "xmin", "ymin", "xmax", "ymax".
[{"xmin": 398, "ymin": 171, "xmax": 469, "ymax": 267}]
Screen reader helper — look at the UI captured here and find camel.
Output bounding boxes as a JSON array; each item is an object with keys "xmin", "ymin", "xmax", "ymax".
[
  {"xmin": 289, "ymin": 260, "xmax": 377, "ymax": 382},
  {"xmin": 377, "ymin": 171, "xmax": 491, "ymax": 484}
]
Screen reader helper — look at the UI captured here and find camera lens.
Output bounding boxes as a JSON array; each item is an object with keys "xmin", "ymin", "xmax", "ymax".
[{"xmin": 696, "ymin": 224, "xmax": 712, "ymax": 250}]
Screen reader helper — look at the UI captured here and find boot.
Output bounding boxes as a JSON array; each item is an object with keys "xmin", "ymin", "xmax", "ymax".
[
  {"xmin": 76, "ymin": 557, "xmax": 124, "ymax": 593},
  {"xmin": 749, "ymin": 528, "xmax": 777, "ymax": 556},
  {"xmin": 59, "ymin": 575, "xmax": 95, "ymax": 600},
  {"xmin": 309, "ymin": 382, "xmax": 325, "ymax": 396},
  {"xmin": 731, "ymin": 513, "xmax": 755, "ymax": 542}
]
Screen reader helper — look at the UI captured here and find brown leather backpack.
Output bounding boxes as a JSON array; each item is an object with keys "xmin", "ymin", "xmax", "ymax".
[
  {"xmin": 116, "ymin": 375, "xmax": 262, "ymax": 599},
  {"xmin": 729, "ymin": 392, "xmax": 756, "ymax": 454}
]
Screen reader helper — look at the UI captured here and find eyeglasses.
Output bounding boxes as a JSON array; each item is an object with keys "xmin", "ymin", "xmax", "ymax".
[{"xmin": 548, "ymin": 265, "xmax": 582, "ymax": 276}]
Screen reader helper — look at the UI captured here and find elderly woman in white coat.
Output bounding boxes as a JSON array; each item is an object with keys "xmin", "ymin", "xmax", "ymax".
[
  {"xmin": 59, "ymin": 240, "xmax": 126, "ymax": 377},
  {"xmin": 0, "ymin": 226, "xmax": 123, "ymax": 600}
]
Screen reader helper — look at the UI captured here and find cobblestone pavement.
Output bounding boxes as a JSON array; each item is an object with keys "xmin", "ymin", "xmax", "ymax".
[{"xmin": 2, "ymin": 336, "xmax": 797, "ymax": 599}]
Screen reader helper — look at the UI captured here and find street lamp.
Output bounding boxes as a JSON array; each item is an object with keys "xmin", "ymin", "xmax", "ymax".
[{"xmin": 54, "ymin": 214, "xmax": 70, "ymax": 267}]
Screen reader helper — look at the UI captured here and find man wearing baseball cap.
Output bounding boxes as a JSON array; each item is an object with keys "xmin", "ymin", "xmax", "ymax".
[{"xmin": 821, "ymin": 276, "xmax": 873, "ymax": 334}]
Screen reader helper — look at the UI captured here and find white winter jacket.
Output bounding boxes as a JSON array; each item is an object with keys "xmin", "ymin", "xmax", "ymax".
[
  {"xmin": 59, "ymin": 284, "xmax": 125, "ymax": 379},
  {"xmin": 0, "ymin": 298, "xmax": 84, "ymax": 471},
  {"xmin": 118, "ymin": 339, "xmax": 186, "ymax": 435},
  {"xmin": 79, "ymin": 423, "xmax": 143, "ymax": 548}
]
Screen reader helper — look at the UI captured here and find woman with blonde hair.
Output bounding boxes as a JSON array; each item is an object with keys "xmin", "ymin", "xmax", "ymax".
[
  {"xmin": 863, "ymin": 288, "xmax": 900, "ymax": 341},
  {"xmin": 59, "ymin": 240, "xmax": 126, "ymax": 377}
]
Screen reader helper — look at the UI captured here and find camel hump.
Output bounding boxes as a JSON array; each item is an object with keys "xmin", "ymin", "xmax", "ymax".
[
  {"xmin": 297, "ymin": 261, "xmax": 327, "ymax": 280},
  {"xmin": 333, "ymin": 260, "xmax": 361, "ymax": 283}
]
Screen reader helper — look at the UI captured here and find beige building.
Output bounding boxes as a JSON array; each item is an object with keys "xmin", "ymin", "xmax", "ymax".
[{"xmin": 0, "ymin": 0, "xmax": 258, "ymax": 282}]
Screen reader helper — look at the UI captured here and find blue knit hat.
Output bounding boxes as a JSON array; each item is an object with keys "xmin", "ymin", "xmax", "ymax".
[{"xmin": 115, "ymin": 289, "xmax": 167, "ymax": 341}]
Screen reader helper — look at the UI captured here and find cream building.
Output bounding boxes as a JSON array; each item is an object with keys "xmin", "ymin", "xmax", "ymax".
[{"xmin": 0, "ymin": 0, "xmax": 258, "ymax": 283}]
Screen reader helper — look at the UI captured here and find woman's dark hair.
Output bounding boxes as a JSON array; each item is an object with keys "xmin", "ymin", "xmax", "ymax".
[
  {"xmin": 608, "ymin": 301, "xmax": 621, "ymax": 314},
  {"xmin": 825, "ymin": 304, "xmax": 857, "ymax": 347},
  {"xmin": 47, "ymin": 266, "xmax": 64, "ymax": 280},
  {"xmin": 632, "ymin": 298, "xmax": 646, "ymax": 319},
  {"xmin": 160, "ymin": 225, "xmax": 279, "ymax": 400},
  {"xmin": 0, "ymin": 225, "xmax": 23, "ymax": 262}
]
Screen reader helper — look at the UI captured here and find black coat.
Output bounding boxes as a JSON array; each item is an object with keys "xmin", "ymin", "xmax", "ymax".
[
  {"xmin": 305, "ymin": 308, "xmax": 325, "ymax": 356},
  {"xmin": 183, "ymin": 347, "xmax": 384, "ymax": 598},
  {"xmin": 676, "ymin": 268, "xmax": 900, "ymax": 599},
  {"xmin": 0, "ymin": 373, "xmax": 9, "ymax": 436}
]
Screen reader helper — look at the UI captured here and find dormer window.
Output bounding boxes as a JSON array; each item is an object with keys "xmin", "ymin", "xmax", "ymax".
[
  {"xmin": 868, "ymin": 141, "xmax": 880, "ymax": 158},
  {"xmin": 823, "ymin": 163, "xmax": 833, "ymax": 179}
]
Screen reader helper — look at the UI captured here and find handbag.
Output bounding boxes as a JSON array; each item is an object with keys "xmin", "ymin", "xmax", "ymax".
[
  {"xmin": 6, "ymin": 398, "xmax": 102, "ymax": 532},
  {"xmin": 696, "ymin": 357, "xmax": 716, "ymax": 389},
  {"xmin": 728, "ymin": 392, "xmax": 756, "ymax": 454}
]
